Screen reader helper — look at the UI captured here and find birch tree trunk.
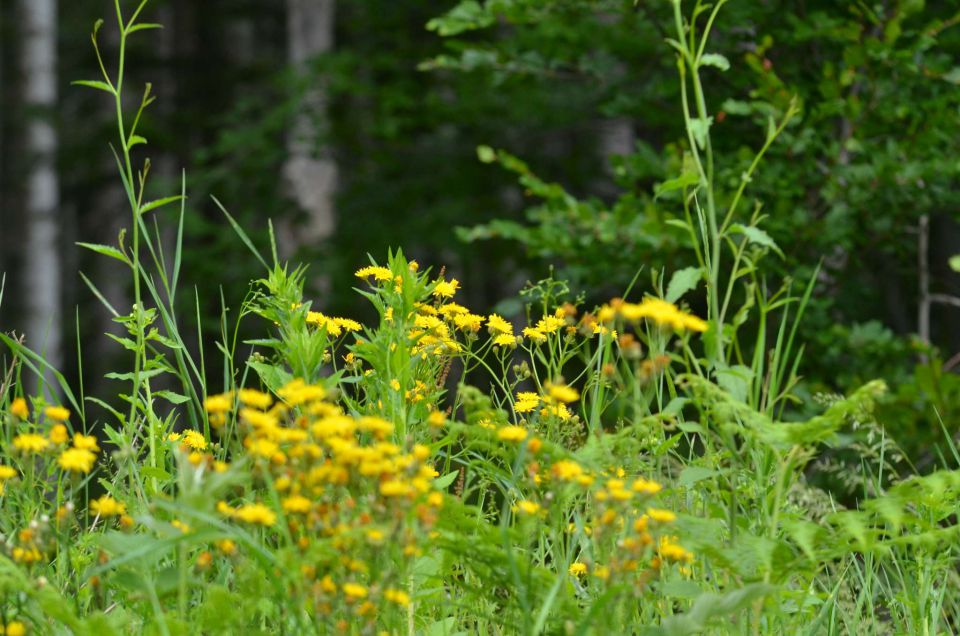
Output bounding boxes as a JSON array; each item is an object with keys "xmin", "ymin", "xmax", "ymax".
[
  {"xmin": 281, "ymin": 0, "xmax": 337, "ymax": 258},
  {"xmin": 20, "ymin": 0, "xmax": 61, "ymax": 382}
]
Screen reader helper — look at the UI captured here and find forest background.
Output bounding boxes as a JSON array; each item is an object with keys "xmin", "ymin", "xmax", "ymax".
[{"xmin": 1, "ymin": 0, "xmax": 960, "ymax": 473}]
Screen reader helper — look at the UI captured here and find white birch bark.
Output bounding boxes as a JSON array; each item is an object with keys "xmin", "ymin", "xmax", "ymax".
[
  {"xmin": 20, "ymin": 0, "xmax": 62, "ymax": 380},
  {"xmin": 281, "ymin": 0, "xmax": 337, "ymax": 256}
]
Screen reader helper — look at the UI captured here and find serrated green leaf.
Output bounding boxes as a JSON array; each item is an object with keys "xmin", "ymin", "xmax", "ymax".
[
  {"xmin": 729, "ymin": 223, "xmax": 783, "ymax": 258},
  {"xmin": 666, "ymin": 266, "xmax": 702, "ymax": 302}
]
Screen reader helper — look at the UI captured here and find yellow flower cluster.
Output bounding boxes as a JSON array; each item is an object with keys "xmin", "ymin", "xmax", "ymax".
[
  {"xmin": 203, "ymin": 377, "xmax": 445, "ymax": 622},
  {"xmin": 306, "ymin": 311, "xmax": 363, "ymax": 338},
  {"xmin": 598, "ymin": 297, "xmax": 707, "ymax": 332}
]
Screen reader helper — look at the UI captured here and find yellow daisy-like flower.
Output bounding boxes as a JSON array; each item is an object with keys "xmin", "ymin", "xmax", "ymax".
[
  {"xmin": 647, "ymin": 508, "xmax": 677, "ymax": 523},
  {"xmin": 237, "ymin": 388, "xmax": 272, "ymax": 410},
  {"xmin": 522, "ymin": 327, "xmax": 547, "ymax": 343},
  {"xmin": 58, "ymin": 448, "xmax": 97, "ymax": 474},
  {"xmin": 384, "ymin": 588, "xmax": 411, "ymax": 606},
  {"xmin": 453, "ymin": 313, "xmax": 484, "ymax": 332},
  {"xmin": 179, "ymin": 430, "xmax": 208, "ymax": 451},
  {"xmin": 281, "ymin": 495, "xmax": 312, "ymax": 514},
  {"xmin": 4, "ymin": 621, "xmax": 26, "ymax": 636},
  {"xmin": 10, "ymin": 397, "xmax": 29, "ymax": 419},
  {"xmin": 355, "ymin": 265, "xmax": 393, "ymax": 282},
  {"xmin": 437, "ymin": 303, "xmax": 469, "ymax": 317},
  {"xmin": 90, "ymin": 495, "xmax": 126, "ymax": 517},
  {"xmin": 427, "ymin": 410, "xmax": 447, "ymax": 428},
  {"xmin": 492, "ymin": 334, "xmax": 518, "ymax": 348},
  {"xmin": 0, "ymin": 465, "xmax": 17, "ymax": 480},
  {"xmin": 13, "ymin": 433, "xmax": 50, "ymax": 454},
  {"xmin": 569, "ymin": 562, "xmax": 588, "ymax": 577},
  {"xmin": 432, "ymin": 278, "xmax": 460, "ymax": 299},
  {"xmin": 550, "ymin": 459, "xmax": 585, "ymax": 481},
  {"xmin": 514, "ymin": 392, "xmax": 540, "ymax": 413},
  {"xmin": 73, "ymin": 433, "xmax": 100, "ymax": 452},
  {"xmin": 342, "ymin": 582, "xmax": 368, "ymax": 600},
  {"xmin": 231, "ymin": 503, "xmax": 277, "ymax": 526},
  {"xmin": 631, "ymin": 478, "xmax": 662, "ymax": 495},
  {"xmin": 44, "ymin": 405, "xmax": 71, "ymax": 421},
  {"xmin": 486, "ymin": 314, "xmax": 513, "ymax": 335},
  {"xmin": 333, "ymin": 317, "xmax": 362, "ymax": 332},
  {"xmin": 306, "ymin": 312, "xmax": 343, "ymax": 337},
  {"xmin": 204, "ymin": 393, "xmax": 233, "ymax": 413},
  {"xmin": 513, "ymin": 500, "xmax": 541, "ymax": 515},
  {"xmin": 546, "ymin": 383, "xmax": 579, "ymax": 404},
  {"xmin": 49, "ymin": 424, "xmax": 69, "ymax": 445},
  {"xmin": 497, "ymin": 425, "xmax": 528, "ymax": 443}
]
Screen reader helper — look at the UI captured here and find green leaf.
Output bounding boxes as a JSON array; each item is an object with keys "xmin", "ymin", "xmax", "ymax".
[
  {"xmin": 433, "ymin": 470, "xmax": 459, "ymax": 490},
  {"xmin": 666, "ymin": 266, "xmax": 702, "ymax": 302},
  {"xmin": 642, "ymin": 583, "xmax": 775, "ymax": 635},
  {"xmin": 943, "ymin": 67, "xmax": 960, "ymax": 84},
  {"xmin": 76, "ymin": 242, "xmax": 128, "ymax": 264},
  {"xmin": 72, "ymin": 79, "xmax": 114, "ymax": 94},
  {"xmin": 127, "ymin": 23, "xmax": 163, "ymax": 34},
  {"xmin": 678, "ymin": 466, "xmax": 718, "ymax": 487},
  {"xmin": 699, "ymin": 53, "xmax": 730, "ymax": 71},
  {"xmin": 715, "ymin": 364, "xmax": 752, "ymax": 403},
  {"xmin": 153, "ymin": 390, "xmax": 191, "ymax": 405},
  {"xmin": 128, "ymin": 134, "xmax": 147, "ymax": 148},
  {"xmin": 689, "ymin": 117, "xmax": 713, "ymax": 150},
  {"xmin": 654, "ymin": 170, "xmax": 700, "ymax": 199},
  {"xmin": 141, "ymin": 466, "xmax": 173, "ymax": 482},
  {"xmin": 729, "ymin": 223, "xmax": 784, "ymax": 258},
  {"xmin": 140, "ymin": 195, "xmax": 185, "ymax": 216},
  {"xmin": 949, "ymin": 255, "xmax": 960, "ymax": 272},
  {"xmin": 426, "ymin": 1, "xmax": 495, "ymax": 37}
]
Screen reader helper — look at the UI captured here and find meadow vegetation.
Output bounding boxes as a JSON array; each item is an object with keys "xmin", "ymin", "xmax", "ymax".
[{"xmin": 1, "ymin": 1, "xmax": 959, "ymax": 634}]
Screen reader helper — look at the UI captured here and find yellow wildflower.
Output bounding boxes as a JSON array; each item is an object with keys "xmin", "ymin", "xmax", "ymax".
[
  {"xmin": 514, "ymin": 392, "xmax": 540, "ymax": 413},
  {"xmin": 5, "ymin": 621, "xmax": 26, "ymax": 636},
  {"xmin": 486, "ymin": 314, "xmax": 512, "ymax": 335},
  {"xmin": 568, "ymin": 562, "xmax": 588, "ymax": 577},
  {"xmin": 49, "ymin": 424, "xmax": 69, "ymax": 445},
  {"xmin": 550, "ymin": 460, "xmax": 584, "ymax": 481},
  {"xmin": 13, "ymin": 434, "xmax": 50, "ymax": 454},
  {"xmin": 497, "ymin": 425, "xmax": 528, "ymax": 442},
  {"xmin": 232, "ymin": 503, "xmax": 277, "ymax": 526},
  {"xmin": 355, "ymin": 265, "xmax": 393, "ymax": 282},
  {"xmin": 631, "ymin": 478, "xmax": 662, "ymax": 495},
  {"xmin": 90, "ymin": 495, "xmax": 126, "ymax": 517},
  {"xmin": 238, "ymin": 388, "xmax": 273, "ymax": 409},
  {"xmin": 522, "ymin": 327, "xmax": 547, "ymax": 343},
  {"xmin": 73, "ymin": 434, "xmax": 100, "ymax": 452},
  {"xmin": 44, "ymin": 405, "xmax": 70, "ymax": 421},
  {"xmin": 432, "ymin": 278, "xmax": 460, "ymax": 299},
  {"xmin": 546, "ymin": 383, "xmax": 579, "ymax": 404},
  {"xmin": 384, "ymin": 588, "xmax": 411, "ymax": 607},
  {"xmin": 204, "ymin": 394, "xmax": 233, "ymax": 413},
  {"xmin": 647, "ymin": 508, "xmax": 677, "ymax": 523},
  {"xmin": 10, "ymin": 397, "xmax": 28, "ymax": 419},
  {"xmin": 58, "ymin": 448, "xmax": 97, "ymax": 474},
  {"xmin": 492, "ymin": 334, "xmax": 518, "ymax": 347},
  {"xmin": 0, "ymin": 465, "xmax": 17, "ymax": 480},
  {"xmin": 514, "ymin": 500, "xmax": 541, "ymax": 515},
  {"xmin": 342, "ymin": 582, "xmax": 368, "ymax": 600},
  {"xmin": 282, "ymin": 495, "xmax": 312, "ymax": 514}
]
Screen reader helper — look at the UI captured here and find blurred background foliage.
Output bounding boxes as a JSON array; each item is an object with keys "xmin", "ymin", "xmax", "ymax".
[{"xmin": 1, "ymin": 0, "xmax": 960, "ymax": 467}]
